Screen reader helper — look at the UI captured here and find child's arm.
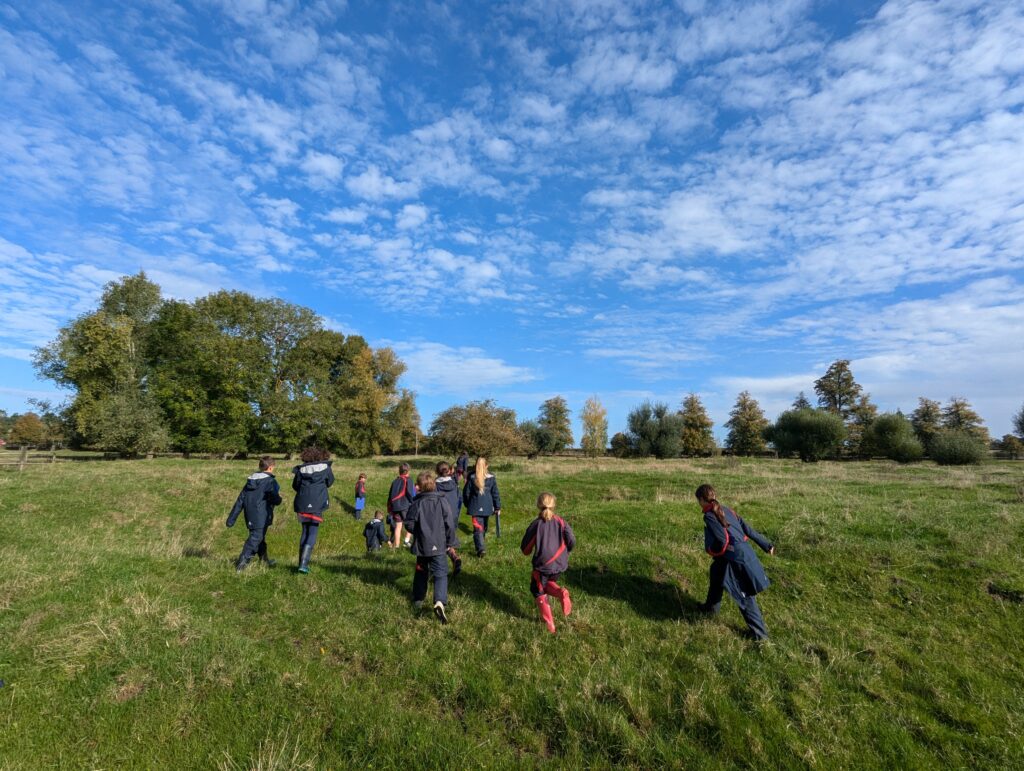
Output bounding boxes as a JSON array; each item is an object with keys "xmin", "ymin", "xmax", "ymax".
[
  {"xmin": 268, "ymin": 480, "xmax": 283, "ymax": 507},
  {"xmin": 490, "ymin": 479, "xmax": 501, "ymax": 513},
  {"xmin": 563, "ymin": 520, "xmax": 577, "ymax": 552},
  {"xmin": 325, "ymin": 464, "xmax": 335, "ymax": 488},
  {"xmin": 441, "ymin": 500, "xmax": 454, "ymax": 548},
  {"xmin": 520, "ymin": 519, "xmax": 539, "ymax": 555},
  {"xmin": 737, "ymin": 515, "xmax": 773, "ymax": 554},
  {"xmin": 704, "ymin": 512, "xmax": 730, "ymax": 557},
  {"xmin": 292, "ymin": 471, "xmax": 301, "ymax": 492},
  {"xmin": 462, "ymin": 480, "xmax": 472, "ymax": 507},
  {"xmin": 226, "ymin": 489, "xmax": 244, "ymax": 527}
]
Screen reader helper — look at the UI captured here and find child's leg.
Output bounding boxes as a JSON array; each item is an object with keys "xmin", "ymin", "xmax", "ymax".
[
  {"xmin": 447, "ymin": 547, "xmax": 462, "ymax": 574},
  {"xmin": 236, "ymin": 527, "xmax": 262, "ymax": 570},
  {"xmin": 701, "ymin": 560, "xmax": 727, "ymax": 613},
  {"xmin": 737, "ymin": 595, "xmax": 769, "ymax": 640},
  {"xmin": 472, "ymin": 517, "xmax": 485, "ymax": 555},
  {"xmin": 412, "ymin": 558, "xmax": 428, "ymax": 603},
  {"xmin": 429, "ymin": 554, "xmax": 449, "ymax": 605},
  {"xmin": 393, "ymin": 520, "xmax": 404, "ymax": 548},
  {"xmin": 530, "ymin": 570, "xmax": 556, "ymax": 633},
  {"xmin": 543, "ymin": 573, "xmax": 572, "ymax": 617}
]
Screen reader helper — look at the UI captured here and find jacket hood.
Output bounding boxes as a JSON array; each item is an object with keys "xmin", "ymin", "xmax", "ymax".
[{"xmin": 244, "ymin": 472, "xmax": 273, "ymax": 490}]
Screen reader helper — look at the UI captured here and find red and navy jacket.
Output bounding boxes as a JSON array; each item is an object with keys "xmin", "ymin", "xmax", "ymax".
[
  {"xmin": 703, "ymin": 505, "xmax": 772, "ymax": 595},
  {"xmin": 226, "ymin": 472, "xmax": 282, "ymax": 530},
  {"xmin": 463, "ymin": 474, "xmax": 500, "ymax": 517},
  {"xmin": 354, "ymin": 480, "xmax": 366, "ymax": 499},
  {"xmin": 292, "ymin": 461, "xmax": 335, "ymax": 521},
  {"xmin": 387, "ymin": 474, "xmax": 415, "ymax": 514},
  {"xmin": 521, "ymin": 515, "xmax": 576, "ymax": 575}
]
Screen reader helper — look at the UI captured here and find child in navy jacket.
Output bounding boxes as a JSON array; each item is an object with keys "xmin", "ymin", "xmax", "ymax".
[
  {"xmin": 364, "ymin": 510, "xmax": 387, "ymax": 552},
  {"xmin": 463, "ymin": 456, "xmax": 501, "ymax": 557},
  {"xmin": 521, "ymin": 492, "xmax": 576, "ymax": 634},
  {"xmin": 696, "ymin": 483, "xmax": 775, "ymax": 640},
  {"xmin": 354, "ymin": 473, "xmax": 367, "ymax": 520},
  {"xmin": 292, "ymin": 446, "xmax": 335, "ymax": 574},
  {"xmin": 406, "ymin": 472, "xmax": 454, "ymax": 624},
  {"xmin": 387, "ymin": 462, "xmax": 415, "ymax": 549},
  {"xmin": 226, "ymin": 456, "xmax": 282, "ymax": 571},
  {"xmin": 434, "ymin": 461, "xmax": 463, "ymax": 575}
]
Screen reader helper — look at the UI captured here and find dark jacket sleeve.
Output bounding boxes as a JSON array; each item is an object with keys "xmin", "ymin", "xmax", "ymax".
[
  {"xmin": 441, "ymin": 499, "xmax": 453, "ymax": 548},
  {"xmin": 738, "ymin": 516, "xmax": 772, "ymax": 552},
  {"xmin": 462, "ymin": 479, "xmax": 472, "ymax": 507},
  {"xmin": 325, "ymin": 463, "xmax": 335, "ymax": 488},
  {"xmin": 405, "ymin": 498, "xmax": 419, "ymax": 534},
  {"xmin": 704, "ymin": 512, "xmax": 729, "ymax": 557},
  {"xmin": 268, "ymin": 479, "xmax": 283, "ymax": 507},
  {"xmin": 490, "ymin": 478, "xmax": 501, "ymax": 511},
  {"xmin": 226, "ymin": 488, "xmax": 244, "ymax": 527},
  {"xmin": 408, "ymin": 477, "xmax": 416, "ymax": 501},
  {"xmin": 563, "ymin": 520, "xmax": 576, "ymax": 552},
  {"xmin": 521, "ymin": 519, "xmax": 539, "ymax": 555},
  {"xmin": 292, "ymin": 469, "xmax": 301, "ymax": 492}
]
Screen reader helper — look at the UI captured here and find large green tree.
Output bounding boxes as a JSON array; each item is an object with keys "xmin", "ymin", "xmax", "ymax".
[
  {"xmin": 725, "ymin": 391, "xmax": 768, "ymax": 456},
  {"xmin": 429, "ymin": 400, "xmax": 530, "ymax": 458},
  {"xmin": 1013, "ymin": 402, "xmax": 1024, "ymax": 439},
  {"xmin": 626, "ymin": 401, "xmax": 684, "ymax": 459},
  {"xmin": 910, "ymin": 398, "xmax": 943, "ymax": 453},
  {"xmin": 678, "ymin": 393, "xmax": 715, "ymax": 456},
  {"xmin": 765, "ymin": 408, "xmax": 847, "ymax": 462},
  {"xmin": 940, "ymin": 397, "xmax": 988, "ymax": 443},
  {"xmin": 814, "ymin": 360, "xmax": 863, "ymax": 418},
  {"xmin": 8, "ymin": 413, "xmax": 47, "ymax": 447},
  {"xmin": 533, "ymin": 396, "xmax": 573, "ymax": 454}
]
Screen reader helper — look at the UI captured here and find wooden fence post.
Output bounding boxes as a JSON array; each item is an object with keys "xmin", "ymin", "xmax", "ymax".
[{"xmin": 19, "ymin": 446, "xmax": 28, "ymax": 471}]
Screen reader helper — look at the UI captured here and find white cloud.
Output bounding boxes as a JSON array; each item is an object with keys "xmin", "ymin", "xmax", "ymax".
[
  {"xmin": 345, "ymin": 165, "xmax": 420, "ymax": 200},
  {"xmin": 323, "ymin": 206, "xmax": 369, "ymax": 225},
  {"xmin": 300, "ymin": 150, "xmax": 345, "ymax": 182},
  {"xmin": 396, "ymin": 342, "xmax": 537, "ymax": 395},
  {"xmin": 395, "ymin": 203, "xmax": 429, "ymax": 230}
]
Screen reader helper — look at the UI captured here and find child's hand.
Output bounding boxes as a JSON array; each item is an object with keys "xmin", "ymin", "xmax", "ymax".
[{"xmin": 769, "ymin": 546, "xmax": 775, "ymax": 556}]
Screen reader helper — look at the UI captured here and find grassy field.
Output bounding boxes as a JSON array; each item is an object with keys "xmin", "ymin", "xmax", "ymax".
[{"xmin": 1, "ymin": 456, "xmax": 1022, "ymax": 769}]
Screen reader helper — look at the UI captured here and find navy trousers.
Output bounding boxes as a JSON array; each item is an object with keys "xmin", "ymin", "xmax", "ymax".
[
  {"xmin": 299, "ymin": 522, "xmax": 319, "ymax": 556},
  {"xmin": 705, "ymin": 560, "xmax": 769, "ymax": 640},
  {"xmin": 412, "ymin": 555, "xmax": 448, "ymax": 604},
  {"xmin": 471, "ymin": 516, "xmax": 489, "ymax": 554},
  {"xmin": 240, "ymin": 526, "xmax": 268, "ymax": 560}
]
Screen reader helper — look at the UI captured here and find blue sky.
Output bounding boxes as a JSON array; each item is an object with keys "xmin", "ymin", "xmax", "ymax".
[{"xmin": 2, "ymin": 0, "xmax": 1023, "ymax": 441}]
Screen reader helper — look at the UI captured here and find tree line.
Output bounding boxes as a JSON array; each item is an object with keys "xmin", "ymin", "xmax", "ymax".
[
  {"xmin": 19, "ymin": 274, "xmax": 418, "ymax": 457},
  {"xmin": 9, "ymin": 277, "xmax": 1023, "ymax": 464}
]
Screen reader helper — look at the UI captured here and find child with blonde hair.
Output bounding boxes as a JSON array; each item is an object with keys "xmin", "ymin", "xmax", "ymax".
[{"xmin": 520, "ymin": 492, "xmax": 576, "ymax": 634}]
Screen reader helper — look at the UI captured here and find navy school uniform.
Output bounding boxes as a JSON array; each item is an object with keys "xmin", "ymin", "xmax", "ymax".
[
  {"xmin": 462, "ymin": 473, "xmax": 501, "ymax": 555},
  {"xmin": 406, "ymin": 491, "xmax": 454, "ymax": 606},
  {"xmin": 387, "ymin": 474, "xmax": 415, "ymax": 523},
  {"xmin": 702, "ymin": 505, "xmax": 773, "ymax": 640},
  {"xmin": 521, "ymin": 515, "xmax": 576, "ymax": 596},
  {"xmin": 292, "ymin": 460, "xmax": 335, "ymax": 564},
  {"xmin": 434, "ymin": 475, "xmax": 462, "ymax": 548},
  {"xmin": 364, "ymin": 517, "xmax": 386, "ymax": 551},
  {"xmin": 226, "ymin": 471, "xmax": 282, "ymax": 567}
]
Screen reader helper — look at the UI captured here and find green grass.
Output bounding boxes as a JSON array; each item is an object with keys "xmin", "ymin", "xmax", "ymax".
[{"xmin": 1, "ymin": 457, "xmax": 1022, "ymax": 769}]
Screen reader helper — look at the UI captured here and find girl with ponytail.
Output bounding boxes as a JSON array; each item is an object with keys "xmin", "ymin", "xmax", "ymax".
[
  {"xmin": 695, "ymin": 483, "xmax": 776, "ymax": 640},
  {"xmin": 521, "ymin": 492, "xmax": 576, "ymax": 634},
  {"xmin": 462, "ymin": 457, "xmax": 501, "ymax": 557}
]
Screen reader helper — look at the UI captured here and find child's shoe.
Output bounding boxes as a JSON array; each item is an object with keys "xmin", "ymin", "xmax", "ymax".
[{"xmin": 433, "ymin": 601, "xmax": 448, "ymax": 625}]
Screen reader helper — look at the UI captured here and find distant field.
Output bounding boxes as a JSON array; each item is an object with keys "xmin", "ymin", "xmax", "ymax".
[{"xmin": 1, "ymin": 457, "xmax": 1022, "ymax": 768}]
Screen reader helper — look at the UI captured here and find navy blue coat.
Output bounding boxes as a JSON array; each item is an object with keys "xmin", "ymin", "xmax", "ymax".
[
  {"xmin": 521, "ymin": 515, "xmax": 576, "ymax": 575},
  {"xmin": 435, "ymin": 476, "xmax": 462, "ymax": 547},
  {"xmin": 387, "ymin": 474, "xmax": 415, "ymax": 515},
  {"xmin": 292, "ymin": 461, "xmax": 335, "ymax": 521},
  {"xmin": 406, "ymin": 491, "xmax": 454, "ymax": 557},
  {"xmin": 704, "ymin": 506, "xmax": 772, "ymax": 599},
  {"xmin": 463, "ymin": 474, "xmax": 500, "ymax": 517},
  {"xmin": 226, "ymin": 472, "xmax": 282, "ymax": 530}
]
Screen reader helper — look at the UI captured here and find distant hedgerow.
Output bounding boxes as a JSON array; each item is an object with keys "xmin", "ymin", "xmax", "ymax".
[{"xmin": 929, "ymin": 430, "xmax": 987, "ymax": 465}]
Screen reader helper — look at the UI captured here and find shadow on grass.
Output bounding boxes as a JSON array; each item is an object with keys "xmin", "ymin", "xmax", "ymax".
[
  {"xmin": 570, "ymin": 565, "xmax": 702, "ymax": 620},
  {"xmin": 322, "ymin": 553, "xmax": 532, "ymax": 619},
  {"xmin": 182, "ymin": 546, "xmax": 212, "ymax": 559}
]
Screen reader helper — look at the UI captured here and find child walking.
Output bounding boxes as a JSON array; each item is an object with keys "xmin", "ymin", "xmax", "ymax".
[
  {"xmin": 521, "ymin": 492, "xmax": 576, "ymax": 634},
  {"xmin": 226, "ymin": 456, "xmax": 283, "ymax": 571},
  {"xmin": 406, "ymin": 472, "xmax": 454, "ymax": 624},
  {"xmin": 695, "ymin": 483, "xmax": 775, "ymax": 641},
  {"xmin": 387, "ymin": 462, "xmax": 416, "ymax": 549},
  {"xmin": 463, "ymin": 457, "xmax": 501, "ymax": 557},
  {"xmin": 354, "ymin": 473, "xmax": 367, "ymax": 520},
  {"xmin": 434, "ymin": 461, "xmax": 463, "ymax": 575},
  {"xmin": 292, "ymin": 447, "xmax": 335, "ymax": 574},
  {"xmin": 364, "ymin": 510, "xmax": 387, "ymax": 553}
]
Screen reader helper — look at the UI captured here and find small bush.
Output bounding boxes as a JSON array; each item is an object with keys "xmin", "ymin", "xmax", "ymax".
[
  {"xmin": 930, "ymin": 430, "xmax": 987, "ymax": 465},
  {"xmin": 866, "ymin": 413, "xmax": 924, "ymax": 463},
  {"xmin": 764, "ymin": 408, "xmax": 847, "ymax": 462}
]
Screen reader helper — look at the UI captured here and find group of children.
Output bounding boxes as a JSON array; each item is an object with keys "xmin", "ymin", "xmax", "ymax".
[{"xmin": 226, "ymin": 450, "xmax": 776, "ymax": 638}]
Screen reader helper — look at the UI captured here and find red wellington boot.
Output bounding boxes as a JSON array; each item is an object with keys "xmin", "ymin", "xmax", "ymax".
[
  {"xmin": 545, "ymin": 581, "xmax": 572, "ymax": 617},
  {"xmin": 535, "ymin": 596, "xmax": 556, "ymax": 634}
]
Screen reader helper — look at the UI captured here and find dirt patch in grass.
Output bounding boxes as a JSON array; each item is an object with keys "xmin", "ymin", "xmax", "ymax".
[{"xmin": 987, "ymin": 582, "xmax": 1024, "ymax": 604}]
